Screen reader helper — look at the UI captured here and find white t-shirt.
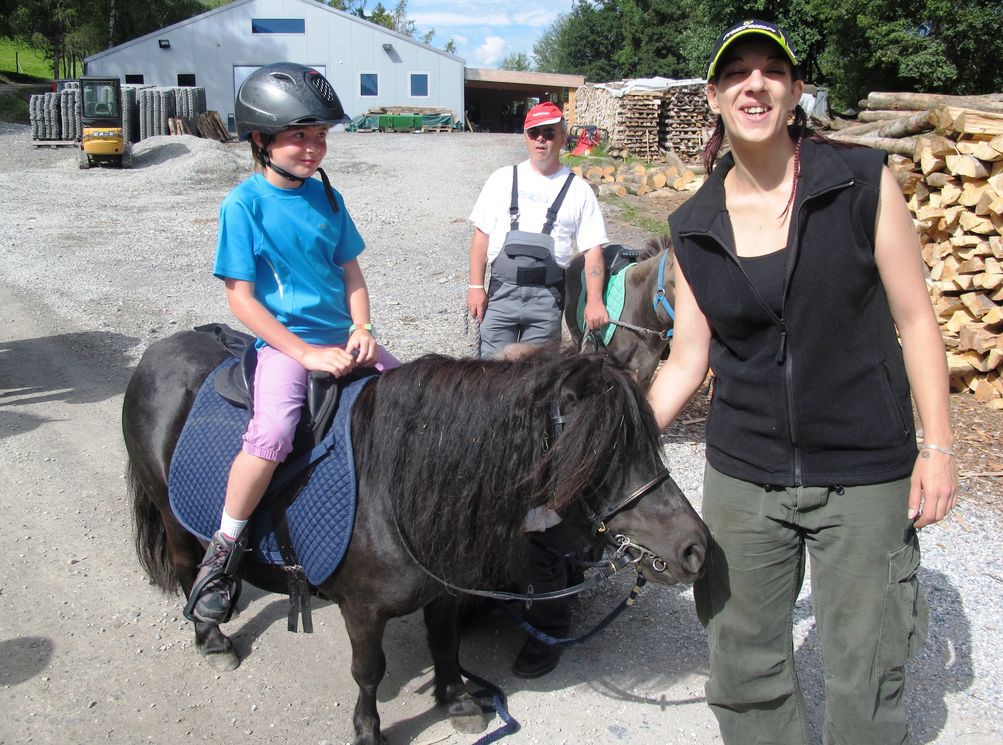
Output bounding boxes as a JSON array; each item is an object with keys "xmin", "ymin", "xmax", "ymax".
[{"xmin": 469, "ymin": 160, "xmax": 608, "ymax": 268}]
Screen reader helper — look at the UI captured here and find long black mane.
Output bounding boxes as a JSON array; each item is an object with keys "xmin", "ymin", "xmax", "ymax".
[{"xmin": 354, "ymin": 345, "xmax": 660, "ymax": 585}]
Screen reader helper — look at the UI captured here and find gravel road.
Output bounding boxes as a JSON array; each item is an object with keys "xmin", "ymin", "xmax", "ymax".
[{"xmin": 0, "ymin": 122, "xmax": 1000, "ymax": 745}]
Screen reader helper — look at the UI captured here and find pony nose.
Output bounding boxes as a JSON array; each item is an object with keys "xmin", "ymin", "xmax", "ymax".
[{"xmin": 678, "ymin": 534, "xmax": 707, "ymax": 577}]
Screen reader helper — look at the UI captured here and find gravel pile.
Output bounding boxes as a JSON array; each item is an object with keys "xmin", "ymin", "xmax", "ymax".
[{"xmin": 0, "ymin": 122, "xmax": 999, "ymax": 744}]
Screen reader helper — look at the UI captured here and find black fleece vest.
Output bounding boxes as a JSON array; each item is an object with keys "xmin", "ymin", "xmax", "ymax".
[{"xmin": 669, "ymin": 140, "xmax": 917, "ymax": 487}]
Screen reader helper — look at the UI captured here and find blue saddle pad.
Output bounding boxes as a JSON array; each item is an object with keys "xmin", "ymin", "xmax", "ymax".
[{"xmin": 168, "ymin": 358, "xmax": 372, "ymax": 586}]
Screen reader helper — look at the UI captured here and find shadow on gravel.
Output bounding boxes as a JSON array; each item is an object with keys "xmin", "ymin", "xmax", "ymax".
[
  {"xmin": 0, "ymin": 331, "xmax": 138, "ymax": 440},
  {"xmin": 0, "ymin": 636, "xmax": 55, "ymax": 685},
  {"xmin": 790, "ymin": 567, "xmax": 970, "ymax": 744},
  {"xmin": 908, "ymin": 567, "xmax": 973, "ymax": 744}
]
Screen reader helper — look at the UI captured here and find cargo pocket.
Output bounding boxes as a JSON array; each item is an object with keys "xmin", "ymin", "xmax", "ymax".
[{"xmin": 872, "ymin": 537, "xmax": 929, "ymax": 680}]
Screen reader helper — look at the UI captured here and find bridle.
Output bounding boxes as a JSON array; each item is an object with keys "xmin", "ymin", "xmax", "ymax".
[
  {"xmin": 580, "ymin": 251, "xmax": 676, "ymax": 352},
  {"xmin": 394, "ymin": 371, "xmax": 674, "ymax": 602}
]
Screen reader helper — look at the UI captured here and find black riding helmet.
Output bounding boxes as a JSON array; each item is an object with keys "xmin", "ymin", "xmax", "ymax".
[
  {"xmin": 235, "ymin": 63, "xmax": 346, "ymax": 208},
  {"xmin": 235, "ymin": 62, "xmax": 348, "ymax": 141}
]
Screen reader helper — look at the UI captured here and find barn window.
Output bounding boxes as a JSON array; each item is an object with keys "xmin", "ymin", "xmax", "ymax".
[
  {"xmin": 409, "ymin": 73, "xmax": 429, "ymax": 98},
  {"xmin": 125, "ymin": 74, "xmax": 144, "ymax": 85},
  {"xmin": 360, "ymin": 73, "xmax": 378, "ymax": 97},
  {"xmin": 177, "ymin": 74, "xmax": 196, "ymax": 87},
  {"xmin": 251, "ymin": 18, "xmax": 305, "ymax": 34}
]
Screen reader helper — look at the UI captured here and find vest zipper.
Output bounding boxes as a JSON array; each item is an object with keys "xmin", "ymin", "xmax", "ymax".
[{"xmin": 779, "ymin": 178, "xmax": 853, "ymax": 486}]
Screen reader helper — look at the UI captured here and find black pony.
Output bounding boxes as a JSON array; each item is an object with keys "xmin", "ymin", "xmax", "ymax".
[
  {"xmin": 564, "ymin": 235, "xmax": 676, "ymax": 389},
  {"xmin": 124, "ymin": 331, "xmax": 708, "ymax": 745}
]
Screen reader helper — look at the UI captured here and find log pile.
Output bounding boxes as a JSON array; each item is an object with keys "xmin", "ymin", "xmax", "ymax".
[
  {"xmin": 660, "ymin": 82, "xmax": 717, "ymax": 162},
  {"xmin": 834, "ymin": 93, "xmax": 1003, "ymax": 408},
  {"xmin": 575, "ymin": 81, "xmax": 713, "ymax": 164},
  {"xmin": 572, "ymin": 160, "xmax": 704, "ymax": 197},
  {"xmin": 195, "ymin": 111, "xmax": 231, "ymax": 142}
]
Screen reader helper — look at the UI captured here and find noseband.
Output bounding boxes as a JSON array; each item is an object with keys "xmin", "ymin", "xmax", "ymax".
[{"xmin": 549, "ymin": 383, "xmax": 672, "ymax": 575}]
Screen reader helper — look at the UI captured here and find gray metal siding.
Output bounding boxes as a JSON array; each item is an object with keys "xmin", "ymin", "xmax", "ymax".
[{"xmin": 84, "ymin": 0, "xmax": 465, "ymax": 127}]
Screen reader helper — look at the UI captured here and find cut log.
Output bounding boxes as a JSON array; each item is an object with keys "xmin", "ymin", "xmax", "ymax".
[
  {"xmin": 945, "ymin": 154, "xmax": 990, "ymax": 179},
  {"xmin": 598, "ymin": 182, "xmax": 627, "ymax": 198},
  {"xmin": 862, "ymin": 92, "xmax": 1003, "ymax": 114},
  {"xmin": 857, "ymin": 109, "xmax": 925, "ymax": 122},
  {"xmin": 824, "ymin": 134, "xmax": 918, "ymax": 156}
]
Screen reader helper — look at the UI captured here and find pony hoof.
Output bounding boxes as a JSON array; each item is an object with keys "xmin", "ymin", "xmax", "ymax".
[
  {"xmin": 204, "ymin": 650, "xmax": 241, "ymax": 672},
  {"xmin": 448, "ymin": 697, "xmax": 487, "ymax": 735}
]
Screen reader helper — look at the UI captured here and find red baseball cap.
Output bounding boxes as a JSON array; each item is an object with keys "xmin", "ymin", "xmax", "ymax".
[{"xmin": 523, "ymin": 101, "xmax": 564, "ymax": 130}]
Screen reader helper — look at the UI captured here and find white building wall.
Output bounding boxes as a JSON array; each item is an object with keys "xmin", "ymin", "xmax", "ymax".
[{"xmin": 84, "ymin": 0, "xmax": 465, "ymax": 128}]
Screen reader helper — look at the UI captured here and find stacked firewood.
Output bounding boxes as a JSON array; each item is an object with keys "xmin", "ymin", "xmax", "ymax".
[
  {"xmin": 571, "ymin": 161, "xmax": 704, "ymax": 197},
  {"xmin": 575, "ymin": 81, "xmax": 712, "ymax": 164},
  {"xmin": 834, "ymin": 93, "xmax": 1003, "ymax": 408},
  {"xmin": 660, "ymin": 83, "xmax": 717, "ymax": 162},
  {"xmin": 617, "ymin": 94, "xmax": 663, "ymax": 160}
]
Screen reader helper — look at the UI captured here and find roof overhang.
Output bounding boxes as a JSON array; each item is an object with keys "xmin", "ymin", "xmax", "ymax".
[{"xmin": 464, "ymin": 68, "xmax": 585, "ymax": 91}]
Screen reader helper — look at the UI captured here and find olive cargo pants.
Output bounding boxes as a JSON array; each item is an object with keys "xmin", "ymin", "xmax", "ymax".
[{"xmin": 695, "ymin": 465, "xmax": 928, "ymax": 745}]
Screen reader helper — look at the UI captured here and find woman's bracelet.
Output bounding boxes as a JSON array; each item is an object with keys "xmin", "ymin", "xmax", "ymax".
[
  {"xmin": 467, "ymin": 284, "xmax": 484, "ymax": 289},
  {"xmin": 920, "ymin": 443, "xmax": 956, "ymax": 457},
  {"xmin": 349, "ymin": 322, "xmax": 374, "ymax": 335}
]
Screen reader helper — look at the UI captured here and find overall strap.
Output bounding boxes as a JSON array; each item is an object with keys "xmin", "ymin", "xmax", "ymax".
[
  {"xmin": 541, "ymin": 172, "xmax": 577, "ymax": 236},
  {"xmin": 509, "ymin": 165, "xmax": 520, "ymax": 230}
]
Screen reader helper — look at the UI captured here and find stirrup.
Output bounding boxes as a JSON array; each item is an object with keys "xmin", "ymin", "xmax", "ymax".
[{"xmin": 183, "ymin": 566, "xmax": 243, "ymax": 623}]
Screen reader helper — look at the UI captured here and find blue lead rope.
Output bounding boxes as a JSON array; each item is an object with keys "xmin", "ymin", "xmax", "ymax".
[
  {"xmin": 456, "ymin": 573, "xmax": 649, "ymax": 745},
  {"xmin": 459, "ymin": 663, "xmax": 522, "ymax": 745}
]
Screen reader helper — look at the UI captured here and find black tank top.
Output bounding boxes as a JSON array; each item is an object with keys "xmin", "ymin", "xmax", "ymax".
[{"xmin": 739, "ymin": 247, "xmax": 787, "ymax": 316}]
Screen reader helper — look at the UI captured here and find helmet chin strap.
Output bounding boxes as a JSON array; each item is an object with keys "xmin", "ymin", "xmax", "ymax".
[
  {"xmin": 263, "ymin": 156, "xmax": 305, "ymax": 184},
  {"xmin": 260, "ymin": 136, "xmax": 339, "ymax": 214}
]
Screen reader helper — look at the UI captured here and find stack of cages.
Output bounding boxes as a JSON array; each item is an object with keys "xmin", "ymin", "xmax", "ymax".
[{"xmin": 30, "ymin": 82, "xmax": 80, "ymax": 141}]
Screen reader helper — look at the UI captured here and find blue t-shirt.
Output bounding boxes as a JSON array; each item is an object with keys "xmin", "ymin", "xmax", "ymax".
[{"xmin": 214, "ymin": 173, "xmax": 365, "ymax": 346}]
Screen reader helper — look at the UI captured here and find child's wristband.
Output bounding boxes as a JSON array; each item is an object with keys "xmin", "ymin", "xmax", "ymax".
[
  {"xmin": 349, "ymin": 322, "xmax": 374, "ymax": 335},
  {"xmin": 468, "ymin": 284, "xmax": 485, "ymax": 289}
]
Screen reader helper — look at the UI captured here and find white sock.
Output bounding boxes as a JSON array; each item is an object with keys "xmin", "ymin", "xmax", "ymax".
[{"xmin": 219, "ymin": 511, "xmax": 248, "ymax": 541}]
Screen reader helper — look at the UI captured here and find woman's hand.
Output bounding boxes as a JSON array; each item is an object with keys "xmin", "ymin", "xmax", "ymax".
[{"xmin": 909, "ymin": 447, "xmax": 958, "ymax": 529}]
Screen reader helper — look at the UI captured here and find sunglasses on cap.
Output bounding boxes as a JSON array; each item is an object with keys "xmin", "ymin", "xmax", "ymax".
[{"xmin": 525, "ymin": 127, "xmax": 558, "ymax": 141}]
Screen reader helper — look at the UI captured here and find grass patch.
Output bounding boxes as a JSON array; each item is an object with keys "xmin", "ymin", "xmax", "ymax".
[
  {"xmin": 0, "ymin": 38, "xmax": 52, "ymax": 80},
  {"xmin": 598, "ymin": 194, "xmax": 667, "ymax": 234},
  {"xmin": 0, "ymin": 92, "xmax": 30, "ymax": 123}
]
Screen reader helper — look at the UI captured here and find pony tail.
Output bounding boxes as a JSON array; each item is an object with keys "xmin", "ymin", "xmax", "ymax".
[{"xmin": 702, "ymin": 116, "xmax": 725, "ymax": 175}]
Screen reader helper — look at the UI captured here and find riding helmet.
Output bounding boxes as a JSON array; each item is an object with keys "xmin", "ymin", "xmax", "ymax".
[{"xmin": 235, "ymin": 62, "xmax": 348, "ymax": 141}]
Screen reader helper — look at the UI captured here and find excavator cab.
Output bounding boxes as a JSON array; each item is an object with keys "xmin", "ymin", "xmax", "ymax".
[{"xmin": 78, "ymin": 77, "xmax": 132, "ymax": 169}]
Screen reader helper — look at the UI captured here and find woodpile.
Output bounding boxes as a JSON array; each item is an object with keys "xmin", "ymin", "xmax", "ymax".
[
  {"xmin": 572, "ymin": 160, "xmax": 704, "ymax": 197},
  {"xmin": 196, "ymin": 111, "xmax": 231, "ymax": 142},
  {"xmin": 833, "ymin": 92, "xmax": 1003, "ymax": 408},
  {"xmin": 575, "ymin": 80, "xmax": 713, "ymax": 164},
  {"xmin": 660, "ymin": 82, "xmax": 717, "ymax": 162}
]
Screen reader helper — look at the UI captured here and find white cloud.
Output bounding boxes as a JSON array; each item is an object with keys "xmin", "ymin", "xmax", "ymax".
[{"xmin": 473, "ymin": 35, "xmax": 509, "ymax": 67}]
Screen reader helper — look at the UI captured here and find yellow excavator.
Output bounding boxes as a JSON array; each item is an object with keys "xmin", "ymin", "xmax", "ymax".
[{"xmin": 78, "ymin": 76, "xmax": 132, "ymax": 169}]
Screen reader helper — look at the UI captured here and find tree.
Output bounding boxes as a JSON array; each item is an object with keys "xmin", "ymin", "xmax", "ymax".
[
  {"xmin": 533, "ymin": 0, "xmax": 628, "ymax": 81},
  {"xmin": 501, "ymin": 52, "xmax": 531, "ymax": 71},
  {"xmin": 443, "ymin": 39, "xmax": 456, "ymax": 54}
]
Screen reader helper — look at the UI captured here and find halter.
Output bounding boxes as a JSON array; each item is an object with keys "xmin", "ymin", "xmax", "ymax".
[{"xmin": 580, "ymin": 251, "xmax": 676, "ymax": 353}]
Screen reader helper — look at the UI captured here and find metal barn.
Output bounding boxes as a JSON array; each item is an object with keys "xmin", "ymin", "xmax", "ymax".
[{"xmin": 83, "ymin": 0, "xmax": 466, "ymax": 129}]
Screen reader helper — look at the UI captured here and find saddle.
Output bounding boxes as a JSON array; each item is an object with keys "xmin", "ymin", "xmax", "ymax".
[
  {"xmin": 602, "ymin": 243, "xmax": 642, "ymax": 277},
  {"xmin": 195, "ymin": 322, "xmax": 359, "ymax": 445},
  {"xmin": 187, "ymin": 323, "xmax": 377, "ymax": 632}
]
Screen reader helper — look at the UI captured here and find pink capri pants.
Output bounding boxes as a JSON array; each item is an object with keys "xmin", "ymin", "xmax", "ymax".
[{"xmin": 242, "ymin": 344, "xmax": 400, "ymax": 461}]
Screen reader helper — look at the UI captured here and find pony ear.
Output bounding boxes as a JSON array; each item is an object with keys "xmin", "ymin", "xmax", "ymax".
[{"xmin": 558, "ymin": 357, "xmax": 607, "ymax": 411}]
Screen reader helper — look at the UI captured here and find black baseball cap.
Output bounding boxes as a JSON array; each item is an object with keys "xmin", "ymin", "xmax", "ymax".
[{"xmin": 706, "ymin": 19, "xmax": 798, "ymax": 79}]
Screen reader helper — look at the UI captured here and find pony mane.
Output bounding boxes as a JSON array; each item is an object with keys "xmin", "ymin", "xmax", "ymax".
[
  {"xmin": 354, "ymin": 345, "xmax": 659, "ymax": 585},
  {"xmin": 639, "ymin": 234, "xmax": 671, "ymax": 261}
]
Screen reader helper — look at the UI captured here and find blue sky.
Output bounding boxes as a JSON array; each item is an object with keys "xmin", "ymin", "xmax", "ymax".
[{"xmin": 406, "ymin": 0, "xmax": 576, "ymax": 67}]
